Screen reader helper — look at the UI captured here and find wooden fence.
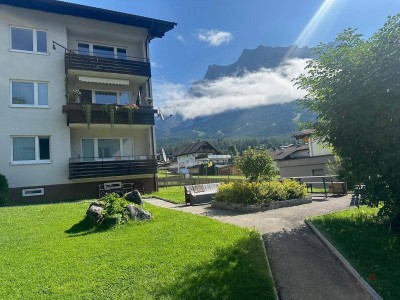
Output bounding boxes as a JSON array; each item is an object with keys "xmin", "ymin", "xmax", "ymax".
[{"xmin": 157, "ymin": 176, "xmax": 244, "ymax": 188}]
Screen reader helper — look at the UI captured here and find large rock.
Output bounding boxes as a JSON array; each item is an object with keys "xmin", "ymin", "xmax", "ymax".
[
  {"xmin": 125, "ymin": 190, "xmax": 143, "ymax": 205},
  {"xmin": 126, "ymin": 205, "xmax": 152, "ymax": 220},
  {"xmin": 86, "ymin": 202, "xmax": 104, "ymax": 224}
]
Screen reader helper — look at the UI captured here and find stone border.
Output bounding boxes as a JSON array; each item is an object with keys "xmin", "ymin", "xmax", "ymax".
[
  {"xmin": 258, "ymin": 235, "xmax": 279, "ymax": 300},
  {"xmin": 211, "ymin": 198, "xmax": 312, "ymax": 213},
  {"xmin": 305, "ymin": 220, "xmax": 383, "ymax": 300}
]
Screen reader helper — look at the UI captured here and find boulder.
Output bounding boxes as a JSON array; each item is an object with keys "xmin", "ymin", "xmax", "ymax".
[
  {"xmin": 126, "ymin": 205, "xmax": 152, "ymax": 220},
  {"xmin": 86, "ymin": 202, "xmax": 104, "ymax": 224},
  {"xmin": 125, "ymin": 190, "xmax": 143, "ymax": 205}
]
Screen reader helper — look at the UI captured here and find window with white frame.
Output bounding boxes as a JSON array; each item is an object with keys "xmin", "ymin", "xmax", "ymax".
[
  {"xmin": 77, "ymin": 42, "xmax": 127, "ymax": 59},
  {"xmin": 11, "ymin": 81, "xmax": 48, "ymax": 107},
  {"xmin": 82, "ymin": 138, "xmax": 134, "ymax": 160},
  {"xmin": 93, "ymin": 90, "xmax": 130, "ymax": 105},
  {"xmin": 12, "ymin": 136, "xmax": 50, "ymax": 163},
  {"xmin": 10, "ymin": 27, "xmax": 47, "ymax": 54}
]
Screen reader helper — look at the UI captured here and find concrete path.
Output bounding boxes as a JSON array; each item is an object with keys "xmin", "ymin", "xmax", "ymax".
[{"xmin": 146, "ymin": 196, "xmax": 371, "ymax": 300}]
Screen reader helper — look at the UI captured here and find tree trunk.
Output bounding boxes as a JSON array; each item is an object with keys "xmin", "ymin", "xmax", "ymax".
[{"xmin": 391, "ymin": 212, "xmax": 400, "ymax": 232}]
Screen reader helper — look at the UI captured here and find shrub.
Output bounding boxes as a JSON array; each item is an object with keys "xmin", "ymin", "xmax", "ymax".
[
  {"xmin": 236, "ymin": 147, "xmax": 277, "ymax": 182},
  {"xmin": 0, "ymin": 174, "xmax": 9, "ymax": 206},
  {"xmin": 282, "ymin": 179, "xmax": 307, "ymax": 199},
  {"xmin": 215, "ymin": 180, "xmax": 307, "ymax": 205},
  {"xmin": 99, "ymin": 193, "xmax": 130, "ymax": 225}
]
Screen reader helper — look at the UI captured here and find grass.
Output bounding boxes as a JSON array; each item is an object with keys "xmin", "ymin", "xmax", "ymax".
[
  {"xmin": 0, "ymin": 201, "xmax": 275, "ymax": 299},
  {"xmin": 157, "ymin": 170, "xmax": 246, "ymax": 180},
  {"xmin": 311, "ymin": 206, "xmax": 400, "ymax": 299},
  {"xmin": 147, "ymin": 186, "xmax": 186, "ymax": 204}
]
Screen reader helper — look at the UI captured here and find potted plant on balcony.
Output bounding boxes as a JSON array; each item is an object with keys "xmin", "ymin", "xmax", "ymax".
[
  {"xmin": 82, "ymin": 104, "xmax": 92, "ymax": 127},
  {"xmin": 103, "ymin": 104, "xmax": 119, "ymax": 128},
  {"xmin": 122, "ymin": 104, "xmax": 138, "ymax": 126},
  {"xmin": 68, "ymin": 90, "xmax": 81, "ymax": 103}
]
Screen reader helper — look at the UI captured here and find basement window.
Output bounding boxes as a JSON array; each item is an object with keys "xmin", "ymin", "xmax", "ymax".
[{"xmin": 22, "ymin": 188, "xmax": 44, "ymax": 197}]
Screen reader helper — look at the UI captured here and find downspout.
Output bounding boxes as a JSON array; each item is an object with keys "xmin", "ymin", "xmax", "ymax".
[{"xmin": 146, "ymin": 22, "xmax": 158, "ymax": 191}]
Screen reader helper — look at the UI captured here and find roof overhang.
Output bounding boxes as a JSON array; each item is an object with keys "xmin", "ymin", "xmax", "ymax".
[{"xmin": 0, "ymin": 0, "xmax": 176, "ymax": 39}]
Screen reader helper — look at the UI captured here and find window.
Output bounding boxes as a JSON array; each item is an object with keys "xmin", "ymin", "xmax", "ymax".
[
  {"xmin": 11, "ymin": 27, "xmax": 47, "ymax": 54},
  {"xmin": 82, "ymin": 138, "xmax": 134, "ymax": 160},
  {"xmin": 93, "ymin": 90, "xmax": 130, "ymax": 105},
  {"xmin": 12, "ymin": 136, "xmax": 50, "ymax": 163},
  {"xmin": 77, "ymin": 42, "xmax": 127, "ymax": 59},
  {"xmin": 22, "ymin": 188, "xmax": 44, "ymax": 197},
  {"xmin": 11, "ymin": 81, "xmax": 48, "ymax": 107}
]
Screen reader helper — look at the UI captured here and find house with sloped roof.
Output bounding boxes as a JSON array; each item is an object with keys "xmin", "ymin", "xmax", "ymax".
[
  {"xmin": 271, "ymin": 130, "xmax": 335, "ymax": 178},
  {"xmin": 173, "ymin": 141, "xmax": 230, "ymax": 174}
]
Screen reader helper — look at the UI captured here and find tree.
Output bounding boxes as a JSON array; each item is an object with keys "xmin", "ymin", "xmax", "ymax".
[
  {"xmin": 295, "ymin": 15, "xmax": 400, "ymax": 229},
  {"xmin": 236, "ymin": 147, "xmax": 276, "ymax": 182},
  {"xmin": 228, "ymin": 145, "xmax": 239, "ymax": 158}
]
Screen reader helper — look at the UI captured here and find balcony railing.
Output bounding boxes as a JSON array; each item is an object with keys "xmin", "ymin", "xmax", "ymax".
[
  {"xmin": 69, "ymin": 156, "xmax": 157, "ymax": 179},
  {"xmin": 62, "ymin": 104, "xmax": 156, "ymax": 126},
  {"xmin": 65, "ymin": 52, "xmax": 151, "ymax": 77}
]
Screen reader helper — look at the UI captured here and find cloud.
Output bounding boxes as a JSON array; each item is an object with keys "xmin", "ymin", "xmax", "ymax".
[
  {"xmin": 151, "ymin": 61, "xmax": 162, "ymax": 68},
  {"xmin": 153, "ymin": 58, "xmax": 308, "ymax": 120},
  {"xmin": 197, "ymin": 29, "xmax": 233, "ymax": 46},
  {"xmin": 175, "ymin": 34, "xmax": 185, "ymax": 43}
]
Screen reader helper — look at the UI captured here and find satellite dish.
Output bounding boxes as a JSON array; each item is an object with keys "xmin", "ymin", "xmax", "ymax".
[{"xmin": 161, "ymin": 148, "xmax": 167, "ymax": 162}]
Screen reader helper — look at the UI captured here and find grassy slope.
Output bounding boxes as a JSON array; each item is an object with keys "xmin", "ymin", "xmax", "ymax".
[
  {"xmin": 147, "ymin": 186, "xmax": 186, "ymax": 204},
  {"xmin": 311, "ymin": 207, "xmax": 400, "ymax": 300},
  {"xmin": 0, "ymin": 201, "xmax": 275, "ymax": 299}
]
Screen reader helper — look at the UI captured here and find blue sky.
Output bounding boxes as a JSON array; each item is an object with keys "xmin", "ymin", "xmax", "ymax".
[
  {"xmin": 66, "ymin": 0, "xmax": 400, "ymax": 84},
  {"xmin": 65, "ymin": 1, "xmax": 400, "ymax": 117}
]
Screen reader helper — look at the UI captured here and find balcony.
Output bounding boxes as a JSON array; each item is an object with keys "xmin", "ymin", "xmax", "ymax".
[
  {"xmin": 62, "ymin": 104, "xmax": 156, "ymax": 126},
  {"xmin": 69, "ymin": 156, "xmax": 157, "ymax": 179},
  {"xmin": 65, "ymin": 52, "xmax": 151, "ymax": 77}
]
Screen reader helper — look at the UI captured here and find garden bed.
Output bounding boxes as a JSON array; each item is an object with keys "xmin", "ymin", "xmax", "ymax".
[{"xmin": 211, "ymin": 197, "xmax": 312, "ymax": 213}]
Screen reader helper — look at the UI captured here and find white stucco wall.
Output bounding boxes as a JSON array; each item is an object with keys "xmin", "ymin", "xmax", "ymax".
[
  {"xmin": 309, "ymin": 137, "xmax": 332, "ymax": 157},
  {"xmin": 0, "ymin": 5, "xmax": 154, "ymax": 189}
]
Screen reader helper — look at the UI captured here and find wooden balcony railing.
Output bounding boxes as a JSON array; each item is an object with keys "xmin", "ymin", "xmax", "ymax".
[
  {"xmin": 65, "ymin": 52, "xmax": 151, "ymax": 77},
  {"xmin": 62, "ymin": 104, "xmax": 156, "ymax": 126},
  {"xmin": 69, "ymin": 156, "xmax": 157, "ymax": 179}
]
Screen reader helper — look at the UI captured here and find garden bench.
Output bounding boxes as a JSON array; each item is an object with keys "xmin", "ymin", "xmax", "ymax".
[
  {"xmin": 328, "ymin": 182, "xmax": 347, "ymax": 195},
  {"xmin": 184, "ymin": 183, "xmax": 221, "ymax": 205}
]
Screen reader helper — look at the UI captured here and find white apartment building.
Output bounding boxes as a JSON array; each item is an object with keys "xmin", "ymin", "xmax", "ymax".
[{"xmin": 0, "ymin": 0, "xmax": 176, "ymax": 203}]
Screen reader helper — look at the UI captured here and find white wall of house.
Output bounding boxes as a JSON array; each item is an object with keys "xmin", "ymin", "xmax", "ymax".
[
  {"xmin": 0, "ymin": 6, "xmax": 70, "ymax": 188},
  {"xmin": 309, "ymin": 137, "xmax": 332, "ymax": 157},
  {"xmin": 0, "ymin": 5, "xmax": 155, "ymax": 189},
  {"xmin": 177, "ymin": 154, "xmax": 197, "ymax": 173}
]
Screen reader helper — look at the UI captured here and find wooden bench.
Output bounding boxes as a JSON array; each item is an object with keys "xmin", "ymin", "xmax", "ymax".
[
  {"xmin": 328, "ymin": 182, "xmax": 347, "ymax": 195},
  {"xmin": 184, "ymin": 183, "xmax": 221, "ymax": 205}
]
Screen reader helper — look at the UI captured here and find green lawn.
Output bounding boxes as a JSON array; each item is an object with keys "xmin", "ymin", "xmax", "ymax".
[
  {"xmin": 311, "ymin": 207, "xmax": 400, "ymax": 299},
  {"xmin": 0, "ymin": 201, "xmax": 275, "ymax": 299},
  {"xmin": 157, "ymin": 170, "xmax": 246, "ymax": 180},
  {"xmin": 147, "ymin": 186, "xmax": 186, "ymax": 204}
]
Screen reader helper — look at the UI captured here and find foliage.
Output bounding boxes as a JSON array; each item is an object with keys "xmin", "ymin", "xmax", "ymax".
[
  {"xmin": 0, "ymin": 201, "xmax": 275, "ymax": 299},
  {"xmin": 99, "ymin": 193, "xmax": 130, "ymax": 225},
  {"xmin": 215, "ymin": 180, "xmax": 307, "ymax": 204},
  {"xmin": 228, "ymin": 145, "xmax": 239, "ymax": 157},
  {"xmin": 67, "ymin": 90, "xmax": 81, "ymax": 103},
  {"xmin": 0, "ymin": 174, "xmax": 9, "ymax": 206},
  {"xmin": 236, "ymin": 147, "xmax": 277, "ymax": 182},
  {"xmin": 103, "ymin": 104, "xmax": 119, "ymax": 128},
  {"xmin": 311, "ymin": 207, "xmax": 400, "ymax": 299},
  {"xmin": 123, "ymin": 104, "xmax": 138, "ymax": 126},
  {"xmin": 295, "ymin": 15, "xmax": 400, "ymax": 226},
  {"xmin": 82, "ymin": 104, "xmax": 92, "ymax": 128}
]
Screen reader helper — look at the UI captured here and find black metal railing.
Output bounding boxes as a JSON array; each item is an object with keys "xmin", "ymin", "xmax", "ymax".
[
  {"xmin": 65, "ymin": 52, "xmax": 151, "ymax": 77},
  {"xmin": 69, "ymin": 156, "xmax": 157, "ymax": 179}
]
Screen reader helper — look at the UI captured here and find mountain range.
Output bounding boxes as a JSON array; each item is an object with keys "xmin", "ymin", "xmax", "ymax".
[{"xmin": 156, "ymin": 45, "xmax": 315, "ymax": 143}]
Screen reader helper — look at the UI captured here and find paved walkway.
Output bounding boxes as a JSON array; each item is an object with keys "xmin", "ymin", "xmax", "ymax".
[{"xmin": 146, "ymin": 196, "xmax": 371, "ymax": 300}]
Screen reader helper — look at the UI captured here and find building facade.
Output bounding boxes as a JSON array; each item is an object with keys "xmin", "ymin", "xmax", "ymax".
[
  {"xmin": 272, "ymin": 130, "xmax": 335, "ymax": 178},
  {"xmin": 0, "ymin": 0, "xmax": 175, "ymax": 203}
]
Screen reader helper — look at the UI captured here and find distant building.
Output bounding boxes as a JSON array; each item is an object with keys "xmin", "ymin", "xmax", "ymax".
[
  {"xmin": 173, "ymin": 141, "xmax": 231, "ymax": 174},
  {"xmin": 271, "ymin": 129, "xmax": 335, "ymax": 178}
]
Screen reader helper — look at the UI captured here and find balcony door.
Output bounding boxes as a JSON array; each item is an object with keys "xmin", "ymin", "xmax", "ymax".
[{"xmin": 81, "ymin": 138, "xmax": 134, "ymax": 161}]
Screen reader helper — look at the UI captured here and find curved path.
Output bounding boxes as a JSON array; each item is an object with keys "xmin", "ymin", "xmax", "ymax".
[{"xmin": 146, "ymin": 196, "xmax": 371, "ymax": 300}]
